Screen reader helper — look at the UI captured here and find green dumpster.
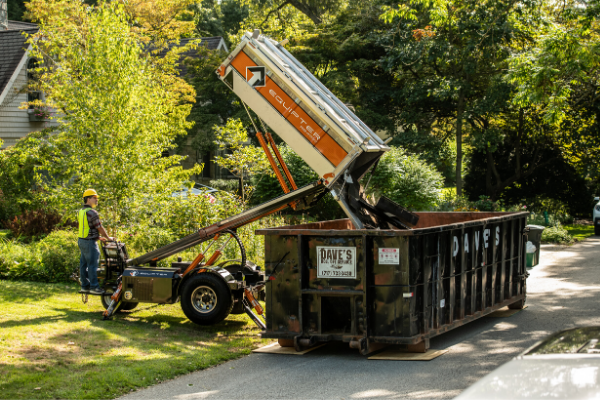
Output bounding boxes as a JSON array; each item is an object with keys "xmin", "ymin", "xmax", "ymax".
[{"xmin": 526, "ymin": 225, "xmax": 545, "ymax": 267}]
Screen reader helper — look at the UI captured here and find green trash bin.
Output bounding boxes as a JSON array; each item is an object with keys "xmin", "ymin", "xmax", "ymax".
[{"xmin": 526, "ymin": 225, "xmax": 545, "ymax": 267}]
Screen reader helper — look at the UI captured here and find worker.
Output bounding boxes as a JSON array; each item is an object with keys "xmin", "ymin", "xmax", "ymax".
[{"xmin": 78, "ymin": 189, "xmax": 114, "ymax": 295}]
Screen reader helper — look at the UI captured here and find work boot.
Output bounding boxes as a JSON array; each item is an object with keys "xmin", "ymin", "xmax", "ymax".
[{"xmin": 89, "ymin": 288, "xmax": 105, "ymax": 295}]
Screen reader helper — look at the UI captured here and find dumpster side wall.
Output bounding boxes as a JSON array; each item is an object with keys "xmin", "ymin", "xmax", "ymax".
[{"xmin": 262, "ymin": 213, "xmax": 528, "ymax": 345}]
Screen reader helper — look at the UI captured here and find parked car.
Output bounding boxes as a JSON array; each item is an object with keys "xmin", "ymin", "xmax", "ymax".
[
  {"xmin": 594, "ymin": 197, "xmax": 600, "ymax": 235},
  {"xmin": 171, "ymin": 183, "xmax": 219, "ymax": 202},
  {"xmin": 456, "ymin": 327, "xmax": 600, "ymax": 399}
]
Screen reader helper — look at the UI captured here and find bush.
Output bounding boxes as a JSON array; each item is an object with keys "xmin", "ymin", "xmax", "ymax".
[
  {"xmin": 250, "ymin": 145, "xmax": 345, "ymax": 221},
  {"xmin": 541, "ymin": 224, "xmax": 574, "ymax": 244},
  {"xmin": 364, "ymin": 146, "xmax": 444, "ymax": 211},
  {"xmin": 4, "ymin": 208, "xmax": 70, "ymax": 239},
  {"xmin": 126, "ymin": 226, "xmax": 177, "ymax": 256},
  {"xmin": 0, "ymin": 229, "xmax": 79, "ymax": 282},
  {"xmin": 209, "ymin": 179, "xmax": 240, "ymax": 194}
]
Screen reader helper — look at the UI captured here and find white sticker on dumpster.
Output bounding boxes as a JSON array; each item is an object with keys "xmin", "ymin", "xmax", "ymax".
[
  {"xmin": 317, "ymin": 246, "xmax": 356, "ymax": 279},
  {"xmin": 379, "ymin": 248, "xmax": 400, "ymax": 264}
]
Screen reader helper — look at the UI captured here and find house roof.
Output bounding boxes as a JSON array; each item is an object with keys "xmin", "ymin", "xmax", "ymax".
[
  {"xmin": 7, "ymin": 20, "xmax": 38, "ymax": 31},
  {"xmin": 159, "ymin": 37, "xmax": 228, "ymax": 78},
  {"xmin": 0, "ymin": 20, "xmax": 38, "ymax": 101}
]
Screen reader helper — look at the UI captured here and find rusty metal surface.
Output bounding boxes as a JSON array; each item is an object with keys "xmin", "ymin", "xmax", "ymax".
[{"xmin": 260, "ymin": 212, "xmax": 529, "ymax": 349}]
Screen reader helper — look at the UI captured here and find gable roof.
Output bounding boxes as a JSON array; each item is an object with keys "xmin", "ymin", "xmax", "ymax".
[
  {"xmin": 159, "ymin": 37, "xmax": 229, "ymax": 78},
  {"xmin": 0, "ymin": 20, "xmax": 38, "ymax": 102}
]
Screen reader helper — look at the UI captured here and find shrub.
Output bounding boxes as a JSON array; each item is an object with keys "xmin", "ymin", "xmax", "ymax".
[
  {"xmin": 209, "ymin": 179, "xmax": 240, "ymax": 194},
  {"xmin": 541, "ymin": 224, "xmax": 574, "ymax": 244},
  {"xmin": 250, "ymin": 145, "xmax": 345, "ymax": 221},
  {"xmin": 4, "ymin": 208, "xmax": 69, "ymax": 239},
  {"xmin": 0, "ymin": 229, "xmax": 79, "ymax": 282},
  {"xmin": 364, "ymin": 146, "xmax": 444, "ymax": 211},
  {"xmin": 126, "ymin": 226, "xmax": 177, "ymax": 256}
]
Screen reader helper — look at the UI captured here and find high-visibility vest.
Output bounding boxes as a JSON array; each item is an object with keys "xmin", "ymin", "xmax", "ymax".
[{"xmin": 78, "ymin": 208, "xmax": 91, "ymax": 239}]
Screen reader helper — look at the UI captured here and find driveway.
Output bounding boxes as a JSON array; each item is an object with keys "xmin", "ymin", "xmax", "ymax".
[{"xmin": 122, "ymin": 238, "xmax": 600, "ymax": 400}]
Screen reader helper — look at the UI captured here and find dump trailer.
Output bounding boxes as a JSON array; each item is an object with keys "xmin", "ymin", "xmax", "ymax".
[
  {"xmin": 96, "ymin": 29, "xmax": 404, "ymax": 327},
  {"xmin": 95, "ymin": 31, "xmax": 529, "ymax": 354}
]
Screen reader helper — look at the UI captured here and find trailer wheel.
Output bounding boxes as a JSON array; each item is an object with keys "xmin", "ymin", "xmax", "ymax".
[
  {"xmin": 100, "ymin": 292, "xmax": 139, "ymax": 313},
  {"xmin": 181, "ymin": 273, "xmax": 233, "ymax": 325}
]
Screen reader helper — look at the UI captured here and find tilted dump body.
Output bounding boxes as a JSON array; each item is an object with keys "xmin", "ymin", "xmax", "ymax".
[
  {"xmin": 217, "ymin": 31, "xmax": 390, "ymax": 228},
  {"xmin": 217, "ymin": 31, "xmax": 388, "ymax": 180}
]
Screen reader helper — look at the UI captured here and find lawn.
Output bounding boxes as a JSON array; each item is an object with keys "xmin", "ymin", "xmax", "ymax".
[
  {"xmin": 0, "ymin": 280, "xmax": 269, "ymax": 399},
  {"xmin": 564, "ymin": 224, "xmax": 596, "ymax": 241}
]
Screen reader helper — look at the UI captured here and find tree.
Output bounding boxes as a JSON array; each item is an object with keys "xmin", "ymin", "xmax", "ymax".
[
  {"xmin": 213, "ymin": 119, "xmax": 270, "ymax": 204},
  {"xmin": 363, "ymin": 146, "xmax": 444, "ymax": 211},
  {"xmin": 379, "ymin": 0, "xmax": 540, "ymax": 196},
  {"xmin": 23, "ymin": 1, "xmax": 199, "ymax": 229},
  {"xmin": 465, "ymin": 142, "xmax": 592, "ymax": 215}
]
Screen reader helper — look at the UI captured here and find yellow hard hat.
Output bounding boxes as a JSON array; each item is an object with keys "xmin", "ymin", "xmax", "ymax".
[{"xmin": 83, "ymin": 189, "xmax": 98, "ymax": 198}]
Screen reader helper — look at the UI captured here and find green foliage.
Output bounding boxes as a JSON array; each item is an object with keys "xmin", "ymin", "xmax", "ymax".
[
  {"xmin": 25, "ymin": 2, "xmax": 200, "ymax": 232},
  {"xmin": 0, "ymin": 229, "xmax": 79, "ymax": 282},
  {"xmin": 250, "ymin": 144, "xmax": 345, "ymax": 221},
  {"xmin": 182, "ymin": 46, "xmax": 243, "ymax": 157},
  {"xmin": 364, "ymin": 147, "xmax": 444, "ymax": 211},
  {"xmin": 465, "ymin": 144, "xmax": 593, "ymax": 216},
  {"xmin": 7, "ymin": 0, "xmax": 28, "ymax": 21},
  {"xmin": 251, "ymin": 144, "xmax": 319, "ymax": 204},
  {"xmin": 213, "ymin": 119, "xmax": 270, "ymax": 203},
  {"xmin": 4, "ymin": 208, "xmax": 66, "ymax": 239},
  {"xmin": 507, "ymin": 0, "xmax": 600, "ymax": 125},
  {"xmin": 209, "ymin": 179, "xmax": 240, "ymax": 193},
  {"xmin": 0, "ymin": 129, "xmax": 57, "ymax": 222},
  {"xmin": 541, "ymin": 224, "xmax": 574, "ymax": 245}
]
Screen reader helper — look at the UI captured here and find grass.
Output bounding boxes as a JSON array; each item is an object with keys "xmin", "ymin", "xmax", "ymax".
[
  {"xmin": 0, "ymin": 280, "xmax": 270, "ymax": 399},
  {"xmin": 564, "ymin": 224, "xmax": 596, "ymax": 241}
]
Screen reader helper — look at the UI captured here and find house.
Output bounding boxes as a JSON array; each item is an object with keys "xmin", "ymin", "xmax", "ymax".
[{"xmin": 0, "ymin": 14, "xmax": 58, "ymax": 148}]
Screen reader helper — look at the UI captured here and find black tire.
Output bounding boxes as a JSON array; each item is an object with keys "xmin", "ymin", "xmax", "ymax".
[
  {"xmin": 180, "ymin": 273, "xmax": 233, "ymax": 325},
  {"xmin": 100, "ymin": 291, "xmax": 139, "ymax": 313},
  {"xmin": 595, "ymin": 224, "xmax": 600, "ymax": 236}
]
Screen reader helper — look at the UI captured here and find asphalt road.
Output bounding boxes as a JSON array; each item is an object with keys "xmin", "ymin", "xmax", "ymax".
[{"xmin": 122, "ymin": 237, "xmax": 600, "ymax": 400}]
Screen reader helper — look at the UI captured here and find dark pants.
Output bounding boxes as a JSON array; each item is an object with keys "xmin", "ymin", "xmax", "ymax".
[{"xmin": 78, "ymin": 238, "xmax": 100, "ymax": 290}]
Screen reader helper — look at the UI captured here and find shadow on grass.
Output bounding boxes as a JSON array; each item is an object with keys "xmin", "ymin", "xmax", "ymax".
[
  {"xmin": 0, "ymin": 304, "xmax": 248, "ymax": 334},
  {"xmin": 0, "ymin": 280, "xmax": 74, "ymax": 303}
]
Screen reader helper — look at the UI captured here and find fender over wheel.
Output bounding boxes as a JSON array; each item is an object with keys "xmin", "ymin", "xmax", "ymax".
[{"xmin": 180, "ymin": 273, "xmax": 233, "ymax": 325}]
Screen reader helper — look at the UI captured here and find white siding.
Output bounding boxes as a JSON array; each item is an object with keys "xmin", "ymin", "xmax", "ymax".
[{"xmin": 0, "ymin": 58, "xmax": 58, "ymax": 148}]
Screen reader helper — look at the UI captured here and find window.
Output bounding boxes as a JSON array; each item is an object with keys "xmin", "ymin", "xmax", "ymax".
[{"xmin": 27, "ymin": 58, "xmax": 42, "ymax": 105}]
